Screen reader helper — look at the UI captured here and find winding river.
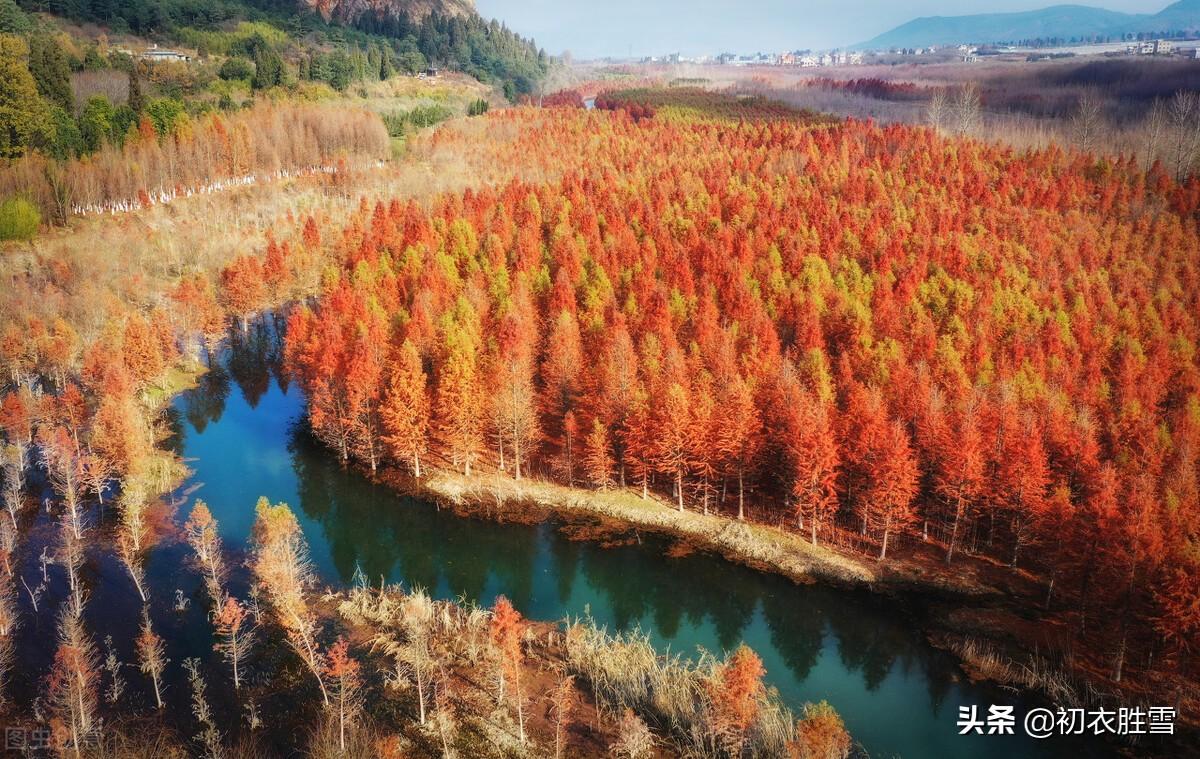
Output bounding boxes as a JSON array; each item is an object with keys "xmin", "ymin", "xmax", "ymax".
[{"xmin": 156, "ymin": 326, "xmax": 1113, "ymax": 758}]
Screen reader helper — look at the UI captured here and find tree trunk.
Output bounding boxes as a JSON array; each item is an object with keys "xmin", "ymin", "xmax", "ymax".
[
  {"xmin": 417, "ymin": 667, "xmax": 427, "ymax": 725},
  {"xmin": 339, "ymin": 692, "xmax": 347, "ymax": 751},
  {"xmin": 676, "ymin": 470, "xmax": 684, "ymax": 511},
  {"xmin": 233, "ymin": 646, "xmax": 241, "ymax": 690},
  {"xmin": 516, "ymin": 677, "xmax": 526, "ymax": 744},
  {"xmin": 946, "ymin": 496, "xmax": 963, "ymax": 564},
  {"xmin": 151, "ymin": 672, "xmax": 162, "ymax": 708},
  {"xmin": 737, "ymin": 471, "xmax": 745, "ymax": 520}
]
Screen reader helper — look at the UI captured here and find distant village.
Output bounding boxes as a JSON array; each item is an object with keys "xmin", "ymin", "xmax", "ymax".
[
  {"xmin": 629, "ymin": 35, "xmax": 1200, "ymax": 68},
  {"xmin": 121, "ymin": 35, "xmax": 1200, "ymax": 73}
]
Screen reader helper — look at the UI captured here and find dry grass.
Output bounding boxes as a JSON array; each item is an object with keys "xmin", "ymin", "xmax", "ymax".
[
  {"xmin": 0, "ymin": 110, "xmax": 526, "ymax": 354},
  {"xmin": 422, "ymin": 470, "xmax": 876, "ymax": 589},
  {"xmin": 563, "ymin": 620, "xmax": 797, "ymax": 757},
  {"xmin": 949, "ymin": 636, "xmax": 1104, "ymax": 709},
  {"xmin": 330, "ymin": 578, "xmax": 839, "ymax": 758}
]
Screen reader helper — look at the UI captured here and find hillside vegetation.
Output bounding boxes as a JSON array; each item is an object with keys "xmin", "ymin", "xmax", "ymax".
[{"xmin": 0, "ymin": 1, "xmax": 535, "ymax": 230}]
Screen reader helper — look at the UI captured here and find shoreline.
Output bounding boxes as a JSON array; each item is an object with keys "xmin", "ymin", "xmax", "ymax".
[
  {"xmin": 355, "ymin": 463, "xmax": 1197, "ymax": 748},
  {"xmin": 147, "ymin": 357, "xmax": 1195, "ymax": 752}
]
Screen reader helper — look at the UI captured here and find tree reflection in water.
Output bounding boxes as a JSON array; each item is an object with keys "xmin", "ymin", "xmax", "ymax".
[{"xmin": 169, "ymin": 340, "xmax": 1109, "ymax": 759}]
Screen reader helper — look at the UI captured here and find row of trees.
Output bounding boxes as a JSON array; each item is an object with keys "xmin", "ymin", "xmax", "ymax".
[
  {"xmin": 282, "ymin": 106, "xmax": 1200, "ymax": 688},
  {"xmin": 0, "ymin": 100, "xmax": 389, "ymax": 222}
]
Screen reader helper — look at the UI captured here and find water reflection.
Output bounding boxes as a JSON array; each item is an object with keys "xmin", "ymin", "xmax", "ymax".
[{"xmin": 171, "ymin": 329, "xmax": 1115, "ymax": 759}]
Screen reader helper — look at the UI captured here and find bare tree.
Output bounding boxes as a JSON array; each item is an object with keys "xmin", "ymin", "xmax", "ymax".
[
  {"xmin": 1168, "ymin": 90, "xmax": 1200, "ymax": 179},
  {"xmin": 1071, "ymin": 89, "xmax": 1105, "ymax": 155},
  {"xmin": 926, "ymin": 88, "xmax": 949, "ymax": 134},
  {"xmin": 102, "ymin": 635, "xmax": 125, "ymax": 705},
  {"xmin": 184, "ymin": 501, "xmax": 226, "ymax": 603},
  {"xmin": 377, "ymin": 589, "xmax": 438, "ymax": 726},
  {"xmin": 0, "ymin": 582, "xmax": 16, "ymax": 704},
  {"xmin": 324, "ymin": 637, "xmax": 363, "ymax": 753},
  {"xmin": 184, "ymin": 658, "xmax": 223, "ymax": 759},
  {"xmin": 433, "ymin": 671, "xmax": 457, "ymax": 759},
  {"xmin": 952, "ymin": 82, "xmax": 982, "ymax": 136},
  {"xmin": 213, "ymin": 596, "xmax": 256, "ymax": 690},
  {"xmin": 47, "ymin": 593, "xmax": 100, "ymax": 758},
  {"xmin": 250, "ymin": 498, "xmax": 328, "ymax": 705},
  {"xmin": 117, "ymin": 533, "xmax": 147, "ymax": 604},
  {"xmin": 1, "ymin": 445, "xmax": 24, "ymax": 530},
  {"xmin": 136, "ymin": 609, "xmax": 168, "ymax": 709},
  {"xmin": 1143, "ymin": 97, "xmax": 1170, "ymax": 171},
  {"xmin": 549, "ymin": 673, "xmax": 578, "ymax": 759}
]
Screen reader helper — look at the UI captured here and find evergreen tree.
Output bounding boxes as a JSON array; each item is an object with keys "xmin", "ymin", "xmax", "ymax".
[
  {"xmin": 0, "ymin": 34, "xmax": 53, "ymax": 158},
  {"xmin": 78, "ymin": 95, "xmax": 115, "ymax": 153},
  {"xmin": 0, "ymin": 0, "xmax": 30, "ymax": 35},
  {"xmin": 126, "ymin": 66, "xmax": 144, "ymax": 114},
  {"xmin": 29, "ymin": 35, "xmax": 74, "ymax": 112},
  {"xmin": 47, "ymin": 105, "xmax": 83, "ymax": 159},
  {"xmin": 251, "ymin": 38, "xmax": 284, "ymax": 90}
]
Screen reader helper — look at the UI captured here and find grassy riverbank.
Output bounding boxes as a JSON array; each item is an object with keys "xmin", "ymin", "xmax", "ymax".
[
  {"xmin": 418, "ymin": 470, "xmax": 877, "ymax": 589},
  {"xmin": 358, "ymin": 464, "xmax": 1197, "ymax": 749}
]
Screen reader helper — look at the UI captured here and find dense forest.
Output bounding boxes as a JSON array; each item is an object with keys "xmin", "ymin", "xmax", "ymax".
[
  {"xmin": 10, "ymin": 0, "xmax": 546, "ymax": 95},
  {"xmin": 274, "ymin": 104, "xmax": 1200, "ymax": 701},
  {"xmin": 0, "ymin": 0, "xmax": 542, "ymax": 185}
]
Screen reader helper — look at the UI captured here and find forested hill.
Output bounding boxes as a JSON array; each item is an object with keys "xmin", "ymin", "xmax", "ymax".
[
  {"xmin": 9, "ymin": 0, "xmax": 546, "ymax": 97},
  {"xmin": 858, "ymin": 0, "xmax": 1200, "ymax": 49}
]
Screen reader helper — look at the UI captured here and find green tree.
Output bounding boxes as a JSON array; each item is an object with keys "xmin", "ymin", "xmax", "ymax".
[
  {"xmin": 79, "ymin": 94, "xmax": 115, "ymax": 153},
  {"xmin": 48, "ymin": 105, "xmax": 83, "ymax": 159},
  {"xmin": 396, "ymin": 49, "xmax": 426, "ymax": 75},
  {"xmin": 112, "ymin": 104, "xmax": 137, "ymax": 144},
  {"xmin": 82, "ymin": 45, "xmax": 106, "ymax": 71},
  {"xmin": 219, "ymin": 57, "xmax": 253, "ymax": 81},
  {"xmin": 29, "ymin": 35, "xmax": 74, "ymax": 112},
  {"xmin": 0, "ymin": 196, "xmax": 39, "ymax": 242},
  {"xmin": 0, "ymin": 0, "xmax": 30, "ymax": 35},
  {"xmin": 325, "ymin": 51, "xmax": 353, "ymax": 91},
  {"xmin": 0, "ymin": 35, "xmax": 53, "ymax": 159},
  {"xmin": 379, "ymin": 45, "xmax": 395, "ymax": 80},
  {"xmin": 146, "ymin": 97, "xmax": 186, "ymax": 136},
  {"xmin": 250, "ymin": 37, "xmax": 283, "ymax": 90},
  {"xmin": 127, "ymin": 67, "xmax": 144, "ymax": 114}
]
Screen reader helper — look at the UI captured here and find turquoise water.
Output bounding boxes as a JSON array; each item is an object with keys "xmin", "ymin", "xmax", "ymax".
[{"xmin": 168, "ymin": 328, "xmax": 1116, "ymax": 758}]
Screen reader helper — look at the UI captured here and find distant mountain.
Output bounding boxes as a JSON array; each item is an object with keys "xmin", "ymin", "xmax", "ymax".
[
  {"xmin": 1132, "ymin": 0, "xmax": 1200, "ymax": 33},
  {"xmin": 856, "ymin": 1, "xmax": 1200, "ymax": 49}
]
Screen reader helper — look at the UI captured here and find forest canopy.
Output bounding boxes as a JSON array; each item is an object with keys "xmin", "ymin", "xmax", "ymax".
[{"xmin": 281, "ymin": 105, "xmax": 1200, "ymax": 691}]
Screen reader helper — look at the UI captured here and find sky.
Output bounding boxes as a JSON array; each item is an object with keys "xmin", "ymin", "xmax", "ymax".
[{"xmin": 474, "ymin": 0, "xmax": 1170, "ymax": 58}]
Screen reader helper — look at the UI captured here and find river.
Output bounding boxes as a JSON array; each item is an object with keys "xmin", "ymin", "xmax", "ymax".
[{"xmin": 148, "ymin": 324, "xmax": 1120, "ymax": 758}]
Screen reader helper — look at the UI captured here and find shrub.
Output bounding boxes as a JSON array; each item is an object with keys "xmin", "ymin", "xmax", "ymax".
[
  {"xmin": 219, "ymin": 57, "xmax": 253, "ymax": 81},
  {"xmin": 381, "ymin": 104, "xmax": 454, "ymax": 137},
  {"xmin": 0, "ymin": 196, "xmax": 39, "ymax": 241},
  {"xmin": 468, "ymin": 98, "xmax": 490, "ymax": 117}
]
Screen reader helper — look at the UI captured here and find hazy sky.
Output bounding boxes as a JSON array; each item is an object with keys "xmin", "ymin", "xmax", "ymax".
[{"xmin": 475, "ymin": 0, "xmax": 1169, "ymax": 58}]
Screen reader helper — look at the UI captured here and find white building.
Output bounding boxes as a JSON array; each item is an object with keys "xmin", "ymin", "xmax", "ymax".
[{"xmin": 140, "ymin": 44, "xmax": 190, "ymax": 63}]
